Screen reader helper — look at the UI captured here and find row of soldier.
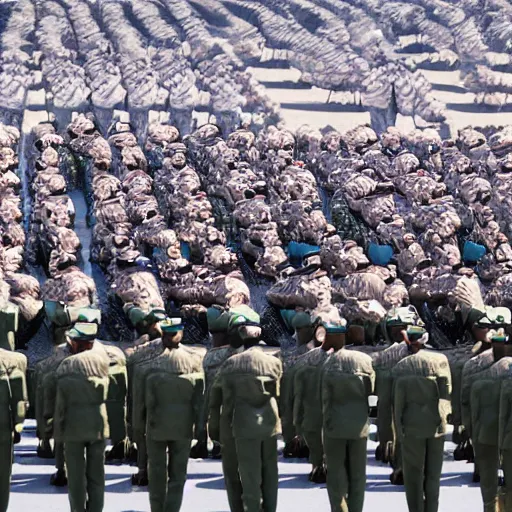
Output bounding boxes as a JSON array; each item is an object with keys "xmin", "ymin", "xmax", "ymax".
[{"xmin": 2, "ymin": 274, "xmax": 512, "ymax": 512}]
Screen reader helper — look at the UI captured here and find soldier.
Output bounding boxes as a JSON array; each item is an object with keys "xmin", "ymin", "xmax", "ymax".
[
  {"xmin": 392, "ymin": 326, "xmax": 452, "ymax": 512},
  {"xmin": 280, "ymin": 311, "xmax": 314, "ymax": 459},
  {"xmin": 50, "ymin": 322, "xmax": 110, "ymax": 512},
  {"xmin": 214, "ymin": 309, "xmax": 282, "ymax": 512},
  {"xmin": 0, "ymin": 348, "xmax": 27, "ymax": 512},
  {"xmin": 0, "ymin": 279, "xmax": 18, "ymax": 351},
  {"xmin": 207, "ymin": 306, "xmax": 261, "ymax": 512},
  {"xmin": 293, "ymin": 316, "xmax": 335, "ymax": 483},
  {"xmin": 133, "ymin": 317, "xmax": 204, "ymax": 512},
  {"xmin": 469, "ymin": 328, "xmax": 512, "ymax": 512},
  {"xmin": 374, "ymin": 305, "xmax": 424, "ymax": 484},
  {"xmin": 320, "ymin": 318, "xmax": 375, "ymax": 512},
  {"xmin": 125, "ymin": 308, "xmax": 168, "ymax": 486}
]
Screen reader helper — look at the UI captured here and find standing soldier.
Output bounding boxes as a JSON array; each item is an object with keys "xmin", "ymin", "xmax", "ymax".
[
  {"xmin": 125, "ymin": 308, "xmax": 167, "ymax": 486},
  {"xmin": 207, "ymin": 306, "xmax": 260, "ymax": 512},
  {"xmin": 280, "ymin": 311, "xmax": 314, "ymax": 459},
  {"xmin": 0, "ymin": 280, "xmax": 18, "ymax": 351},
  {"xmin": 392, "ymin": 326, "xmax": 452, "ymax": 512},
  {"xmin": 133, "ymin": 317, "xmax": 204, "ymax": 512},
  {"xmin": 215, "ymin": 310, "xmax": 282, "ymax": 512},
  {"xmin": 293, "ymin": 316, "xmax": 334, "ymax": 483},
  {"xmin": 321, "ymin": 318, "xmax": 375, "ymax": 512},
  {"xmin": 374, "ymin": 305, "xmax": 424, "ymax": 484},
  {"xmin": 0, "ymin": 347, "xmax": 27, "ymax": 512},
  {"xmin": 50, "ymin": 322, "xmax": 110, "ymax": 512}
]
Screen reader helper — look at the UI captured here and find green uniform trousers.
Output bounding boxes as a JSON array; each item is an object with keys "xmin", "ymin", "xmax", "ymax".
[
  {"xmin": 473, "ymin": 444, "xmax": 512, "ymax": 512},
  {"xmin": 221, "ymin": 436, "xmax": 244, "ymax": 512},
  {"xmin": 134, "ymin": 431, "xmax": 148, "ymax": 475},
  {"xmin": 402, "ymin": 436, "xmax": 444, "ymax": 512},
  {"xmin": 324, "ymin": 436, "xmax": 367, "ymax": 512},
  {"xmin": 147, "ymin": 438, "xmax": 191, "ymax": 512},
  {"xmin": 65, "ymin": 440, "xmax": 105, "ymax": 512},
  {"xmin": 303, "ymin": 430, "xmax": 324, "ymax": 468},
  {"xmin": 235, "ymin": 436, "xmax": 278, "ymax": 512},
  {"xmin": 55, "ymin": 441, "xmax": 65, "ymax": 472},
  {"xmin": 0, "ymin": 439, "xmax": 13, "ymax": 512}
]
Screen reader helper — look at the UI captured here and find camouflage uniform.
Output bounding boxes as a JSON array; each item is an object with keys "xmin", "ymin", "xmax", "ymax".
[{"xmin": 0, "ymin": 349, "xmax": 27, "ymax": 512}]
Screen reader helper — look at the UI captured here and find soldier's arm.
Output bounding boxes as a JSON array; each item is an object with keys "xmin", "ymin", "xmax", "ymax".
[
  {"xmin": 221, "ymin": 374, "xmax": 236, "ymax": 436},
  {"xmin": 460, "ymin": 367, "xmax": 474, "ymax": 436},
  {"xmin": 132, "ymin": 367, "xmax": 148, "ymax": 437},
  {"xmin": 292, "ymin": 366, "xmax": 306, "ymax": 434},
  {"xmin": 9, "ymin": 369, "xmax": 27, "ymax": 433},
  {"xmin": 42, "ymin": 372, "xmax": 58, "ymax": 437},
  {"xmin": 393, "ymin": 378, "xmax": 406, "ymax": 439},
  {"xmin": 192, "ymin": 372, "xmax": 206, "ymax": 441},
  {"xmin": 208, "ymin": 374, "xmax": 223, "ymax": 443},
  {"xmin": 320, "ymin": 370, "xmax": 332, "ymax": 429}
]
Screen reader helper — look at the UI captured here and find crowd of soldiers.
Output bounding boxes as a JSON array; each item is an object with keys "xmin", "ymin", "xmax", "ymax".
[{"xmin": 1, "ymin": 110, "xmax": 512, "ymax": 512}]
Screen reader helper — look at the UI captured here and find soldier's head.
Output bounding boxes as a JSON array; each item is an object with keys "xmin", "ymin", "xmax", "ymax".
[
  {"xmin": 291, "ymin": 311, "xmax": 314, "ymax": 346},
  {"xmin": 404, "ymin": 326, "xmax": 429, "ymax": 354},
  {"xmin": 167, "ymin": 143, "xmax": 187, "ymax": 169},
  {"xmin": 127, "ymin": 306, "xmax": 166, "ymax": 339},
  {"xmin": 227, "ymin": 306, "xmax": 261, "ymax": 349},
  {"xmin": 207, "ymin": 306, "xmax": 231, "ymax": 347},
  {"xmin": 66, "ymin": 322, "xmax": 98, "ymax": 354},
  {"xmin": 475, "ymin": 308, "xmax": 512, "ymax": 359},
  {"xmin": 116, "ymin": 249, "xmax": 141, "ymax": 268},
  {"xmin": 160, "ymin": 317, "xmax": 184, "ymax": 348},
  {"xmin": 315, "ymin": 318, "xmax": 348, "ymax": 352},
  {"xmin": 383, "ymin": 306, "xmax": 423, "ymax": 344}
]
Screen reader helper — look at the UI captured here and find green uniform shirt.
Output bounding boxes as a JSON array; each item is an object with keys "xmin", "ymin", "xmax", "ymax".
[
  {"xmin": 392, "ymin": 350, "xmax": 452, "ymax": 439},
  {"xmin": 134, "ymin": 345, "xmax": 205, "ymax": 441},
  {"xmin": 0, "ymin": 349, "xmax": 27, "ymax": 442},
  {"xmin": 218, "ymin": 346, "xmax": 283, "ymax": 440},
  {"xmin": 322, "ymin": 348, "xmax": 375, "ymax": 440}
]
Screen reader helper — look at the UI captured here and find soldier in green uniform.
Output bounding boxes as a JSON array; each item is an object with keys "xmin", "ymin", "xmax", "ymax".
[
  {"xmin": 374, "ymin": 305, "xmax": 423, "ymax": 485},
  {"xmin": 465, "ymin": 322, "xmax": 512, "ymax": 512},
  {"xmin": 392, "ymin": 326, "xmax": 452, "ymax": 512},
  {"xmin": 208, "ymin": 306, "xmax": 261, "ymax": 512},
  {"xmin": 280, "ymin": 310, "xmax": 314, "ymax": 459},
  {"xmin": 320, "ymin": 319, "xmax": 375, "ymax": 512},
  {"xmin": 293, "ymin": 317, "xmax": 334, "ymax": 483},
  {"xmin": 0, "ymin": 280, "xmax": 19, "ymax": 351},
  {"xmin": 50, "ymin": 322, "xmax": 110, "ymax": 512},
  {"xmin": 214, "ymin": 310, "xmax": 283, "ymax": 512},
  {"xmin": 133, "ymin": 317, "xmax": 205, "ymax": 512},
  {"xmin": 0, "ymin": 348, "xmax": 27, "ymax": 512},
  {"xmin": 125, "ymin": 308, "xmax": 167, "ymax": 486}
]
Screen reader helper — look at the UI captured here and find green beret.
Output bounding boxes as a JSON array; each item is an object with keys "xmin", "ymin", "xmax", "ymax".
[
  {"xmin": 227, "ymin": 305, "xmax": 260, "ymax": 332},
  {"xmin": 206, "ymin": 307, "xmax": 230, "ymax": 333},
  {"xmin": 160, "ymin": 317, "xmax": 184, "ymax": 333},
  {"xmin": 324, "ymin": 318, "xmax": 347, "ymax": 334},
  {"xmin": 406, "ymin": 325, "xmax": 428, "ymax": 343},
  {"xmin": 146, "ymin": 309, "xmax": 167, "ymax": 325},
  {"xmin": 291, "ymin": 312, "xmax": 312, "ymax": 330},
  {"xmin": 66, "ymin": 322, "xmax": 98, "ymax": 341},
  {"xmin": 126, "ymin": 306, "xmax": 167, "ymax": 328},
  {"xmin": 70, "ymin": 306, "xmax": 101, "ymax": 325}
]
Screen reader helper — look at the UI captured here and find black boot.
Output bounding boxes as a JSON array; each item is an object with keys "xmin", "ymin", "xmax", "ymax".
[
  {"xmin": 126, "ymin": 442, "xmax": 138, "ymax": 464},
  {"xmin": 105, "ymin": 440, "xmax": 127, "ymax": 464},
  {"xmin": 211, "ymin": 441, "xmax": 222, "ymax": 459},
  {"xmin": 310, "ymin": 465, "xmax": 327, "ymax": 484},
  {"xmin": 390, "ymin": 469, "xmax": 404, "ymax": 486},
  {"xmin": 37, "ymin": 439, "xmax": 54, "ymax": 459},
  {"xmin": 131, "ymin": 470, "xmax": 149, "ymax": 487},
  {"xmin": 50, "ymin": 469, "xmax": 67, "ymax": 487},
  {"xmin": 472, "ymin": 469, "xmax": 480, "ymax": 483},
  {"xmin": 190, "ymin": 441, "xmax": 209, "ymax": 459},
  {"xmin": 375, "ymin": 444, "xmax": 383, "ymax": 462}
]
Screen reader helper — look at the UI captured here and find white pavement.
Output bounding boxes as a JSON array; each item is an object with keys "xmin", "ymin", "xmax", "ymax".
[{"xmin": 10, "ymin": 422, "xmax": 482, "ymax": 512}]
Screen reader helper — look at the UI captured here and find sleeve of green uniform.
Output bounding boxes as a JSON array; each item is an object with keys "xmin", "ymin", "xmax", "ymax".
[
  {"xmin": 132, "ymin": 367, "xmax": 148, "ymax": 437},
  {"xmin": 221, "ymin": 374, "xmax": 236, "ymax": 435},
  {"xmin": 460, "ymin": 370, "xmax": 473, "ymax": 437},
  {"xmin": 54, "ymin": 379, "xmax": 66, "ymax": 442},
  {"xmin": 499, "ymin": 382, "xmax": 512, "ymax": 450},
  {"xmin": 436, "ymin": 359, "xmax": 453, "ymax": 430},
  {"xmin": 43, "ymin": 372, "xmax": 58, "ymax": 437},
  {"xmin": 208, "ymin": 374, "xmax": 223, "ymax": 443},
  {"xmin": 192, "ymin": 372, "xmax": 206, "ymax": 441},
  {"xmin": 321, "ymin": 370, "xmax": 332, "ymax": 430},
  {"xmin": 393, "ymin": 378, "xmax": 405, "ymax": 439},
  {"xmin": 9, "ymin": 370, "xmax": 27, "ymax": 432},
  {"xmin": 292, "ymin": 367, "xmax": 306, "ymax": 434}
]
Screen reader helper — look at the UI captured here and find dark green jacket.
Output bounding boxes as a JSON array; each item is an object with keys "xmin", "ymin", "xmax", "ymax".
[
  {"xmin": 0, "ymin": 349, "xmax": 27, "ymax": 442},
  {"xmin": 134, "ymin": 346, "xmax": 205, "ymax": 441},
  {"xmin": 392, "ymin": 350, "xmax": 452, "ymax": 439},
  {"xmin": 322, "ymin": 348, "xmax": 375, "ymax": 440},
  {"xmin": 218, "ymin": 347, "xmax": 283, "ymax": 440}
]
